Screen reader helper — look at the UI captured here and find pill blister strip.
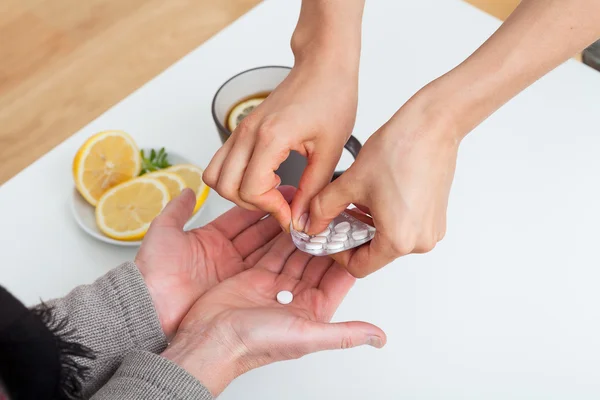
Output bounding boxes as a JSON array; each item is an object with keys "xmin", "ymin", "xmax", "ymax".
[{"xmin": 290, "ymin": 211, "xmax": 376, "ymax": 256}]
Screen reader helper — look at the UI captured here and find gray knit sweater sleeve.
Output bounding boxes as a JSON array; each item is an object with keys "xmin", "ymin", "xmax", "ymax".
[
  {"xmin": 91, "ymin": 351, "xmax": 213, "ymax": 400},
  {"xmin": 44, "ymin": 262, "xmax": 167, "ymax": 397}
]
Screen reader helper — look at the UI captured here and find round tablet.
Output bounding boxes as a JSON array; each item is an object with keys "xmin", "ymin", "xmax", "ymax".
[
  {"xmin": 315, "ymin": 228, "xmax": 330, "ymax": 237},
  {"xmin": 326, "ymin": 241, "xmax": 344, "ymax": 250},
  {"xmin": 305, "ymin": 242, "xmax": 323, "ymax": 250},
  {"xmin": 334, "ymin": 221, "xmax": 351, "ymax": 233},
  {"xmin": 331, "ymin": 233, "xmax": 347, "ymax": 242},
  {"xmin": 351, "ymin": 229, "xmax": 369, "ymax": 240},
  {"xmin": 309, "ymin": 236, "xmax": 327, "ymax": 244},
  {"xmin": 276, "ymin": 290, "xmax": 293, "ymax": 305}
]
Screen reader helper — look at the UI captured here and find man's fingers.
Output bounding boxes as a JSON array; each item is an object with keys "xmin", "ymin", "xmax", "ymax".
[
  {"xmin": 290, "ymin": 149, "xmax": 341, "ymax": 231},
  {"xmin": 232, "ymin": 215, "xmax": 281, "ymax": 259},
  {"xmin": 280, "ymin": 249, "xmax": 313, "ymax": 280},
  {"xmin": 317, "ymin": 263, "xmax": 356, "ymax": 316},
  {"xmin": 243, "ymin": 233, "xmax": 280, "ymax": 266},
  {"xmin": 298, "ymin": 320, "xmax": 386, "ymax": 354},
  {"xmin": 305, "ymin": 173, "xmax": 357, "ymax": 235},
  {"xmin": 300, "ymin": 256, "xmax": 334, "ymax": 288},
  {"xmin": 255, "ymin": 233, "xmax": 297, "ymax": 274},
  {"xmin": 152, "ymin": 188, "xmax": 196, "ymax": 230},
  {"xmin": 209, "ymin": 186, "xmax": 296, "ymax": 239}
]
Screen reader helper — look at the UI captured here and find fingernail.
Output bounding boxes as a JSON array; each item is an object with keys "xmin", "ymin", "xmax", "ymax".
[
  {"xmin": 296, "ymin": 213, "xmax": 308, "ymax": 231},
  {"xmin": 365, "ymin": 336, "xmax": 383, "ymax": 348},
  {"xmin": 304, "ymin": 217, "xmax": 311, "ymax": 233}
]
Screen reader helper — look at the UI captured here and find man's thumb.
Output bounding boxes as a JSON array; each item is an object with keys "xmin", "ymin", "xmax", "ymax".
[
  {"xmin": 301, "ymin": 321, "xmax": 386, "ymax": 354},
  {"xmin": 154, "ymin": 188, "xmax": 196, "ymax": 229}
]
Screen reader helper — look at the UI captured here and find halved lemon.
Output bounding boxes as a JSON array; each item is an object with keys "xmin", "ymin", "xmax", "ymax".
[
  {"xmin": 95, "ymin": 177, "xmax": 170, "ymax": 240},
  {"xmin": 227, "ymin": 98, "xmax": 265, "ymax": 132},
  {"xmin": 73, "ymin": 130, "xmax": 141, "ymax": 206},
  {"xmin": 167, "ymin": 164, "xmax": 210, "ymax": 213},
  {"xmin": 144, "ymin": 171, "xmax": 186, "ymax": 199}
]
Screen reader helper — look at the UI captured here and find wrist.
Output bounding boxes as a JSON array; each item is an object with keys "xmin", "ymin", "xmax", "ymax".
[
  {"xmin": 421, "ymin": 72, "xmax": 490, "ymax": 140},
  {"xmin": 388, "ymin": 83, "xmax": 464, "ymax": 146},
  {"xmin": 136, "ymin": 261, "xmax": 177, "ymax": 339},
  {"xmin": 161, "ymin": 327, "xmax": 245, "ymax": 396},
  {"xmin": 291, "ymin": 0, "xmax": 364, "ymax": 69}
]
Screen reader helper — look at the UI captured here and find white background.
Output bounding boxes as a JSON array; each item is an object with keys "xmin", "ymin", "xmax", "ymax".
[{"xmin": 1, "ymin": 0, "xmax": 600, "ymax": 398}]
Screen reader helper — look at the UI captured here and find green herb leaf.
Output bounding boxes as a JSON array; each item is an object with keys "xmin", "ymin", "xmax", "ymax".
[{"xmin": 139, "ymin": 147, "xmax": 171, "ymax": 175}]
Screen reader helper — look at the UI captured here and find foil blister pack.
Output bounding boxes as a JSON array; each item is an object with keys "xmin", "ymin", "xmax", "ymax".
[{"xmin": 290, "ymin": 210, "xmax": 376, "ymax": 256}]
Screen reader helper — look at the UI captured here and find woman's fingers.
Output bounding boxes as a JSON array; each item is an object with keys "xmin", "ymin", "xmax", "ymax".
[
  {"xmin": 305, "ymin": 170, "xmax": 359, "ymax": 235},
  {"xmin": 214, "ymin": 130, "xmax": 259, "ymax": 210},
  {"xmin": 203, "ymin": 134, "xmax": 235, "ymax": 189},
  {"xmin": 208, "ymin": 186, "xmax": 296, "ymax": 239},
  {"xmin": 290, "ymin": 148, "xmax": 342, "ymax": 231},
  {"xmin": 239, "ymin": 131, "xmax": 294, "ymax": 228}
]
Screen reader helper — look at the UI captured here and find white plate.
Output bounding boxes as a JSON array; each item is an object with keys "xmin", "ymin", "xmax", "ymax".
[{"xmin": 70, "ymin": 150, "xmax": 207, "ymax": 247}]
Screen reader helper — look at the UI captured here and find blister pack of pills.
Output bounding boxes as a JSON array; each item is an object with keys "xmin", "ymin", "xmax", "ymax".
[{"xmin": 290, "ymin": 210, "xmax": 376, "ymax": 256}]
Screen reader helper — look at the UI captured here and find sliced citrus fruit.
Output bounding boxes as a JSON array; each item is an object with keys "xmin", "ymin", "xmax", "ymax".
[
  {"xmin": 144, "ymin": 171, "xmax": 186, "ymax": 199},
  {"xmin": 167, "ymin": 164, "xmax": 210, "ymax": 213},
  {"xmin": 73, "ymin": 130, "xmax": 141, "ymax": 206},
  {"xmin": 227, "ymin": 97, "xmax": 265, "ymax": 132},
  {"xmin": 95, "ymin": 177, "xmax": 170, "ymax": 240}
]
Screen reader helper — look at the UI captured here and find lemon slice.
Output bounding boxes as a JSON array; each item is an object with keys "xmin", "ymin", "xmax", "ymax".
[
  {"xmin": 227, "ymin": 98, "xmax": 265, "ymax": 132},
  {"xmin": 96, "ymin": 177, "xmax": 170, "ymax": 240},
  {"xmin": 167, "ymin": 164, "xmax": 210, "ymax": 213},
  {"xmin": 73, "ymin": 130, "xmax": 141, "ymax": 206},
  {"xmin": 144, "ymin": 171, "xmax": 186, "ymax": 199}
]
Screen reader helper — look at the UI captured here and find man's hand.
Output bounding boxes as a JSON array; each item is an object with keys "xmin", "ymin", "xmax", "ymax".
[
  {"xmin": 135, "ymin": 186, "xmax": 296, "ymax": 339},
  {"xmin": 162, "ymin": 232, "xmax": 385, "ymax": 396}
]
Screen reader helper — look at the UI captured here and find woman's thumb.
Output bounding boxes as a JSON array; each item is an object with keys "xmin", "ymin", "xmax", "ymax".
[{"xmin": 305, "ymin": 174, "xmax": 357, "ymax": 235}]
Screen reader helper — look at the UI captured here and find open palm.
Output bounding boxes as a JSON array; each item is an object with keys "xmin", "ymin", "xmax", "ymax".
[
  {"xmin": 135, "ymin": 186, "xmax": 296, "ymax": 338},
  {"xmin": 176, "ymin": 232, "xmax": 386, "ymax": 394}
]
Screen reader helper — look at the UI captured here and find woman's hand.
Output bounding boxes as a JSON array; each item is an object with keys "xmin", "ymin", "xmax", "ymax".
[
  {"xmin": 162, "ymin": 232, "xmax": 385, "ymax": 396},
  {"xmin": 203, "ymin": 0, "xmax": 365, "ymax": 230},
  {"xmin": 203, "ymin": 60, "xmax": 358, "ymax": 230},
  {"xmin": 305, "ymin": 92, "xmax": 461, "ymax": 278},
  {"xmin": 135, "ymin": 186, "xmax": 296, "ymax": 339}
]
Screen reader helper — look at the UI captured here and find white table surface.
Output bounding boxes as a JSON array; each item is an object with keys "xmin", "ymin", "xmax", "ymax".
[{"xmin": 2, "ymin": 0, "xmax": 600, "ymax": 398}]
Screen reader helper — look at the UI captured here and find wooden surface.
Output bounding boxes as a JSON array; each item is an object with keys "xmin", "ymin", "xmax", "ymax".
[
  {"xmin": 467, "ymin": 0, "xmax": 520, "ymax": 20},
  {"xmin": 0, "ymin": 0, "xmax": 520, "ymax": 184}
]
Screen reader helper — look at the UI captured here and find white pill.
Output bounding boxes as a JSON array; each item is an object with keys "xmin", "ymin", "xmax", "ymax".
[
  {"xmin": 334, "ymin": 221, "xmax": 351, "ymax": 233},
  {"xmin": 309, "ymin": 236, "xmax": 327, "ymax": 244},
  {"xmin": 315, "ymin": 228, "xmax": 330, "ymax": 237},
  {"xmin": 326, "ymin": 241, "xmax": 344, "ymax": 250},
  {"xmin": 352, "ymin": 229, "xmax": 369, "ymax": 240},
  {"xmin": 305, "ymin": 242, "xmax": 323, "ymax": 250},
  {"xmin": 277, "ymin": 290, "xmax": 293, "ymax": 305},
  {"xmin": 331, "ymin": 233, "xmax": 347, "ymax": 242}
]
